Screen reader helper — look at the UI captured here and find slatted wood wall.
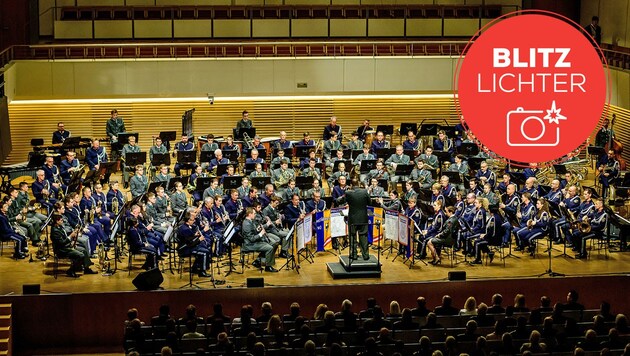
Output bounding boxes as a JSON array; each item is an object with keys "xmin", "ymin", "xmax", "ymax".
[{"xmin": 5, "ymin": 98, "xmax": 629, "ymax": 165}]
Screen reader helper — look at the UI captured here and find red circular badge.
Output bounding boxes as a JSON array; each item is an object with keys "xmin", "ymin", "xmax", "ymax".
[{"xmin": 455, "ymin": 11, "xmax": 609, "ymax": 166}]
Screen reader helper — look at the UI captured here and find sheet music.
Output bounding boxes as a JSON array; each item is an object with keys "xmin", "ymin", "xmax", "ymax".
[
  {"xmin": 303, "ymin": 213, "xmax": 313, "ymax": 244},
  {"xmin": 330, "ymin": 208, "xmax": 349, "ymax": 238},
  {"xmin": 384, "ymin": 209, "xmax": 399, "ymax": 241},
  {"xmin": 398, "ymin": 215, "xmax": 409, "ymax": 246},
  {"xmin": 293, "ymin": 222, "xmax": 304, "ymax": 251}
]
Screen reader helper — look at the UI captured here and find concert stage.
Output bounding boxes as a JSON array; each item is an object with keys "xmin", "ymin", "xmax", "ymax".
[{"xmin": 1, "ymin": 242, "xmax": 630, "ymax": 354}]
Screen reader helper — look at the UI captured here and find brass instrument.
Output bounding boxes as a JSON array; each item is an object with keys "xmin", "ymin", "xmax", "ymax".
[
  {"xmin": 28, "ymin": 202, "xmax": 41, "ymax": 213},
  {"xmin": 579, "ymin": 218, "xmax": 591, "ymax": 234},
  {"xmin": 275, "ymin": 169, "xmax": 292, "ymax": 188},
  {"xmin": 97, "ymin": 243, "xmax": 107, "ymax": 273},
  {"xmin": 112, "ymin": 197, "xmax": 120, "ymax": 215},
  {"xmin": 242, "ymin": 132, "xmax": 255, "ymax": 150},
  {"xmin": 526, "ymin": 218, "xmax": 535, "ymax": 230},
  {"xmin": 42, "ymin": 180, "xmax": 51, "ymax": 203},
  {"xmin": 384, "ymin": 138, "xmax": 391, "ymax": 149}
]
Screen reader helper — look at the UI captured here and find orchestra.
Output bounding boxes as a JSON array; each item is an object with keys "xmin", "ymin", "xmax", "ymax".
[{"xmin": 0, "ymin": 108, "xmax": 625, "ymax": 282}]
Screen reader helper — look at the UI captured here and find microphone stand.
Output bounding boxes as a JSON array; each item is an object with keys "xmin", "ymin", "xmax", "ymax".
[{"xmin": 538, "ymin": 236, "xmax": 565, "ymax": 277}]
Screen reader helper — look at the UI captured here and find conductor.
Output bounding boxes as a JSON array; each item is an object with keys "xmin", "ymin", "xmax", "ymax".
[{"xmin": 344, "ymin": 187, "xmax": 371, "ymax": 260}]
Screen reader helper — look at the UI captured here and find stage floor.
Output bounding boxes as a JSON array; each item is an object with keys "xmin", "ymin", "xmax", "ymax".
[{"xmin": 1, "ymin": 241, "xmax": 629, "ymax": 295}]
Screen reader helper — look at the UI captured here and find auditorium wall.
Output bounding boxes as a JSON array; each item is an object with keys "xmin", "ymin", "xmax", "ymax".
[{"xmin": 581, "ymin": 0, "xmax": 630, "ymax": 47}]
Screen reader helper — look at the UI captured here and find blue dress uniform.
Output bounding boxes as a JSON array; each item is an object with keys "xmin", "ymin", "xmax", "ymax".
[
  {"xmin": 514, "ymin": 202, "xmax": 537, "ymax": 249},
  {"xmin": 241, "ymin": 143, "xmax": 263, "ymax": 159},
  {"xmin": 563, "ymin": 200, "xmax": 594, "ymax": 246},
  {"xmin": 405, "ymin": 205, "xmax": 423, "ymax": 242},
  {"xmin": 224, "ymin": 198, "xmax": 242, "ymax": 220},
  {"xmin": 211, "ymin": 205, "xmax": 228, "ymax": 254},
  {"xmin": 472, "ymin": 212, "xmax": 504, "ymax": 263},
  {"xmin": 403, "ymin": 139, "xmax": 420, "ymax": 151},
  {"xmin": 417, "ymin": 209, "xmax": 445, "ymax": 259},
  {"xmin": 106, "ymin": 188, "xmax": 125, "ymax": 214},
  {"xmin": 442, "ymin": 184, "xmax": 457, "ymax": 199},
  {"xmin": 496, "ymin": 180, "xmax": 516, "ymax": 195},
  {"xmin": 177, "ymin": 223, "xmax": 211, "ymax": 273},
  {"xmin": 370, "ymin": 139, "xmax": 387, "ymax": 154},
  {"xmin": 60, "ymin": 158, "xmax": 79, "ymax": 185},
  {"xmin": 544, "ymin": 188, "xmax": 563, "ymax": 205},
  {"xmin": 552, "ymin": 194, "xmax": 581, "ymax": 242},
  {"xmin": 42, "ymin": 164, "xmax": 62, "ymax": 198},
  {"xmin": 295, "ymin": 139, "xmax": 315, "ymax": 147},
  {"xmin": 461, "ymin": 207, "xmax": 486, "ymax": 254},
  {"xmin": 431, "ymin": 193, "xmax": 445, "ymax": 208},
  {"xmin": 64, "ymin": 206, "xmax": 105, "ymax": 254},
  {"xmin": 0, "ymin": 210, "xmax": 28, "ymax": 257},
  {"xmin": 305, "ymin": 199, "xmax": 326, "ymax": 213},
  {"xmin": 86, "ymin": 146, "xmax": 108, "ymax": 170},
  {"xmin": 208, "ymin": 157, "xmax": 229, "ymax": 172},
  {"xmin": 284, "ymin": 202, "xmax": 305, "ymax": 228},
  {"xmin": 245, "ymin": 157, "xmax": 264, "ymax": 165},
  {"xmin": 501, "ymin": 194, "xmax": 521, "ymax": 245},
  {"xmin": 79, "ymin": 196, "xmax": 112, "ymax": 239},
  {"xmin": 598, "ymin": 155, "xmax": 619, "ymax": 198},
  {"xmin": 332, "ymin": 185, "xmax": 348, "ymax": 206},
  {"xmin": 174, "ymin": 140, "xmax": 197, "ymax": 176},
  {"xmin": 433, "ymin": 137, "xmax": 454, "ymax": 155},
  {"xmin": 52, "ymin": 129, "xmax": 70, "ymax": 144},
  {"xmin": 517, "ymin": 211, "xmax": 550, "ymax": 255},
  {"xmin": 128, "ymin": 212, "xmax": 165, "ymax": 255},
  {"xmin": 32, "ymin": 178, "xmax": 57, "ymax": 212},
  {"xmin": 127, "ymin": 224, "xmax": 158, "ymax": 269},
  {"xmin": 518, "ymin": 186, "xmax": 539, "ymax": 200},
  {"xmin": 523, "ymin": 168, "xmax": 539, "ymax": 179},
  {"xmin": 573, "ymin": 208, "xmax": 608, "ymax": 258},
  {"xmin": 475, "ymin": 169, "xmax": 496, "ymax": 188}
]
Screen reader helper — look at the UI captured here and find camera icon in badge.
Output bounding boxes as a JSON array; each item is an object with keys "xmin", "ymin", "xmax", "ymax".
[{"xmin": 506, "ymin": 101, "xmax": 567, "ymax": 147}]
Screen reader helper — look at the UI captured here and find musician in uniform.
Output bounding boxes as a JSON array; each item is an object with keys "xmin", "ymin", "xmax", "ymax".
[
  {"xmin": 410, "ymin": 160, "xmax": 434, "ymax": 189},
  {"xmin": 598, "ymin": 149, "xmax": 619, "ymax": 199},
  {"xmin": 149, "ymin": 136, "xmax": 169, "ymax": 172},
  {"xmin": 246, "ymin": 149, "xmax": 265, "ymax": 166},
  {"xmin": 296, "ymin": 132, "xmax": 315, "ymax": 147},
  {"xmin": 343, "ymin": 186, "xmax": 371, "ymax": 260},
  {"xmin": 174, "ymin": 134, "xmax": 197, "ymax": 176},
  {"xmin": 42, "ymin": 156, "xmax": 63, "ymax": 198},
  {"xmin": 518, "ymin": 177, "xmax": 540, "ymax": 200},
  {"xmin": 471, "ymin": 207, "xmax": 503, "ymax": 264},
  {"xmin": 499, "ymin": 184, "xmax": 521, "ymax": 246},
  {"xmin": 171, "ymin": 182, "xmax": 189, "ymax": 218},
  {"xmin": 223, "ymin": 135, "xmax": 242, "ymax": 158},
  {"xmin": 275, "ymin": 131, "xmax": 293, "ymax": 150},
  {"xmin": 50, "ymin": 214, "xmax": 96, "ymax": 276},
  {"xmin": 154, "ymin": 186, "xmax": 172, "ymax": 221},
  {"xmin": 405, "ymin": 198, "xmax": 423, "ymax": 235},
  {"xmin": 332, "ymin": 176, "xmax": 350, "ymax": 205},
  {"xmin": 145, "ymin": 192, "xmax": 172, "ymax": 236},
  {"xmin": 403, "ymin": 131, "xmax": 421, "ymax": 151},
  {"xmin": 513, "ymin": 192, "xmax": 536, "ymax": 252},
  {"xmin": 367, "ymin": 178, "xmax": 387, "ymax": 198},
  {"xmin": 211, "ymin": 195, "xmax": 228, "ymax": 254},
  {"xmin": 259, "ymin": 184, "xmax": 277, "ymax": 209},
  {"xmin": 306, "ymin": 191, "xmax": 326, "ymax": 213},
  {"xmin": 370, "ymin": 131, "xmax": 388, "ymax": 154},
  {"xmin": 427, "ymin": 206, "xmax": 458, "ymax": 265},
  {"xmin": 284, "ymin": 194, "xmax": 306, "ymax": 228},
  {"xmin": 52, "ymin": 122, "xmax": 71, "ymax": 144},
  {"xmin": 328, "ymin": 162, "xmax": 350, "ymax": 189},
  {"xmin": 225, "ymin": 189, "xmax": 244, "ymax": 221},
  {"xmin": 552, "ymin": 185, "xmax": 581, "ymax": 242},
  {"xmin": 60, "ymin": 151, "xmax": 80, "ymax": 185},
  {"xmin": 121, "ymin": 135, "xmax": 141, "ymax": 187},
  {"xmin": 32, "ymin": 169, "xmax": 56, "ymax": 212},
  {"xmin": 573, "ymin": 198, "xmax": 607, "ymax": 259},
  {"xmin": 595, "ymin": 117, "xmax": 613, "ymax": 148},
  {"xmin": 560, "ymin": 172, "xmax": 574, "ymax": 190},
  {"xmin": 448, "ymin": 154, "xmax": 469, "ymax": 175},
  {"xmin": 242, "ymin": 187, "xmax": 258, "ymax": 208},
  {"xmin": 544, "ymin": 179, "xmax": 563, "ymax": 204},
  {"xmin": 302, "ymin": 158, "xmax": 322, "ymax": 182},
  {"xmin": 208, "ymin": 149, "xmax": 229, "ymax": 174},
  {"xmin": 92, "ymin": 184, "xmax": 110, "ymax": 218},
  {"xmin": 272, "ymin": 161, "xmax": 295, "ymax": 192},
  {"xmin": 305, "ymin": 179, "xmax": 325, "ymax": 199},
  {"xmin": 323, "ymin": 132, "xmax": 342, "ymax": 161},
  {"xmin": 385, "ymin": 145, "xmax": 411, "ymax": 184},
  {"xmin": 271, "ymin": 149, "xmax": 290, "ymax": 167},
  {"xmin": 7, "ymin": 188, "xmax": 41, "ymax": 244},
  {"xmin": 357, "ymin": 120, "xmax": 373, "ymax": 141},
  {"xmin": 440, "ymin": 176, "xmax": 457, "ymax": 200},
  {"xmin": 201, "ymin": 134, "xmax": 219, "ymax": 153},
  {"xmin": 238, "ymin": 177, "xmax": 251, "ymax": 199},
  {"xmin": 201, "ymin": 178, "xmax": 222, "ymax": 201},
  {"xmin": 235, "ymin": 110, "xmax": 253, "ymax": 139},
  {"xmin": 263, "ymin": 196, "xmax": 291, "ymax": 258},
  {"xmin": 565, "ymin": 188, "xmax": 594, "ymax": 248},
  {"xmin": 64, "ymin": 194, "xmax": 105, "ymax": 254},
  {"xmin": 365, "ymin": 160, "xmax": 389, "ymax": 186},
  {"xmin": 187, "ymin": 166, "xmax": 206, "ymax": 203},
  {"xmin": 431, "ymin": 183, "xmax": 446, "ymax": 207},
  {"xmin": 219, "ymin": 165, "xmax": 238, "ymax": 185},
  {"xmin": 86, "ymin": 139, "xmax": 110, "ymax": 183},
  {"xmin": 323, "ymin": 116, "xmax": 342, "ymax": 141},
  {"xmin": 80, "ymin": 186, "xmax": 112, "ymax": 240},
  {"xmin": 16, "ymin": 182, "xmax": 47, "ymax": 223},
  {"xmin": 106, "ymin": 109, "xmax": 126, "ymax": 157},
  {"xmin": 106, "ymin": 180, "xmax": 125, "ymax": 214},
  {"xmin": 354, "ymin": 146, "xmax": 375, "ymax": 184},
  {"xmin": 347, "ymin": 132, "xmax": 363, "ymax": 151},
  {"xmin": 481, "ymin": 183, "xmax": 499, "ymax": 207},
  {"xmin": 282, "ymin": 180, "xmax": 301, "ymax": 203},
  {"xmin": 154, "ymin": 165, "xmax": 171, "ymax": 186},
  {"xmin": 516, "ymin": 198, "xmax": 550, "ymax": 256},
  {"xmin": 496, "ymin": 173, "xmax": 514, "ymax": 195},
  {"xmin": 522, "ymin": 163, "xmax": 539, "ymax": 179},
  {"xmin": 416, "ymin": 146, "xmax": 439, "ymax": 170},
  {"xmin": 127, "ymin": 216, "xmax": 159, "ymax": 271},
  {"xmin": 129, "ymin": 204, "xmax": 165, "ymax": 255},
  {"xmin": 468, "ymin": 178, "xmax": 483, "ymax": 197},
  {"xmin": 242, "ymin": 207, "xmax": 279, "ymax": 272},
  {"xmin": 475, "ymin": 161, "xmax": 496, "ymax": 189},
  {"xmin": 177, "ymin": 211, "xmax": 213, "ymax": 277},
  {"xmin": 402, "ymin": 181, "xmax": 418, "ymax": 205},
  {"xmin": 130, "ymin": 164, "xmax": 149, "ymax": 199},
  {"xmin": 433, "ymin": 130, "xmax": 454, "ymax": 157},
  {"xmin": 379, "ymin": 191, "xmax": 402, "ymax": 212}
]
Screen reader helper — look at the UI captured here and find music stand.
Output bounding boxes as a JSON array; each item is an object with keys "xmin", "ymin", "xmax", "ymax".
[
  {"xmin": 433, "ymin": 151, "xmax": 452, "ymax": 164},
  {"xmin": 377, "ymin": 179, "xmax": 389, "ymax": 189},
  {"xmin": 224, "ymin": 150, "xmax": 240, "ymax": 162},
  {"xmin": 118, "ymin": 132, "xmax": 139, "ymax": 146},
  {"xmin": 151, "ymin": 153, "xmax": 171, "ymax": 167},
  {"xmin": 216, "ymin": 164, "xmax": 232, "ymax": 177},
  {"xmin": 375, "ymin": 148, "xmax": 396, "ymax": 160},
  {"xmin": 99, "ymin": 161, "xmax": 119, "ymax": 177},
  {"xmin": 168, "ymin": 176, "xmax": 189, "ymax": 192},
  {"xmin": 199, "ymin": 151, "xmax": 215, "ymax": 163},
  {"xmin": 468, "ymin": 157, "xmax": 485, "ymax": 171},
  {"xmin": 83, "ymin": 169, "xmax": 99, "ymax": 187},
  {"xmin": 273, "ymin": 148, "xmax": 293, "ymax": 158},
  {"xmin": 195, "ymin": 177, "xmax": 213, "ymax": 192},
  {"xmin": 295, "ymin": 146, "xmax": 315, "ymax": 158},
  {"xmin": 376, "ymin": 125, "xmax": 394, "ymax": 136},
  {"xmin": 177, "ymin": 151, "xmax": 197, "ymax": 164},
  {"xmin": 160, "ymin": 131, "xmax": 177, "ymax": 151},
  {"xmin": 223, "ymin": 176, "xmax": 243, "ymax": 191},
  {"xmin": 418, "ymin": 124, "xmax": 439, "ymax": 136},
  {"xmin": 458, "ymin": 143, "xmax": 480, "ymax": 156},
  {"xmin": 417, "ymin": 189, "xmax": 432, "ymax": 202},
  {"xmin": 351, "ymin": 150, "xmax": 363, "ymax": 160},
  {"xmin": 238, "ymin": 128, "xmax": 256, "ymax": 140},
  {"xmin": 333, "ymin": 160, "xmax": 352, "ymax": 173},
  {"xmin": 342, "ymin": 149, "xmax": 352, "ymax": 160},
  {"xmin": 553, "ymin": 164, "xmax": 568, "ymax": 176},
  {"xmin": 587, "ymin": 145, "xmax": 605, "ymax": 158},
  {"xmin": 27, "ymin": 153, "xmax": 46, "ymax": 168},
  {"xmin": 296, "ymin": 176, "xmax": 314, "ymax": 191},
  {"xmin": 125, "ymin": 152, "xmax": 147, "ymax": 167},
  {"xmin": 360, "ymin": 159, "xmax": 377, "ymax": 173},
  {"xmin": 399, "ymin": 123, "xmax": 417, "ymax": 136},
  {"xmin": 403, "ymin": 149, "xmax": 418, "ymax": 159},
  {"xmin": 508, "ymin": 172, "xmax": 527, "ymax": 187},
  {"xmin": 394, "ymin": 164, "xmax": 414, "ymax": 179},
  {"xmin": 244, "ymin": 162, "xmax": 264, "ymax": 174},
  {"xmin": 441, "ymin": 126, "xmax": 456, "ymax": 138},
  {"xmin": 61, "ymin": 136, "xmax": 81, "ymax": 148},
  {"xmin": 148, "ymin": 181, "xmax": 167, "ymax": 194},
  {"xmin": 251, "ymin": 177, "xmax": 271, "ymax": 190},
  {"xmin": 248, "ymin": 148, "xmax": 266, "ymax": 160},
  {"xmin": 443, "ymin": 171, "xmax": 462, "ymax": 185}
]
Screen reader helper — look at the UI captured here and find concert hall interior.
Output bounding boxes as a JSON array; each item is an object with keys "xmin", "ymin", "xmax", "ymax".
[{"xmin": 1, "ymin": 0, "xmax": 630, "ymax": 355}]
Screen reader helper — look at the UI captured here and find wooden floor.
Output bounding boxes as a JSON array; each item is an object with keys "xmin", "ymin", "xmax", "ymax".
[{"xmin": 1, "ymin": 237, "xmax": 629, "ymax": 295}]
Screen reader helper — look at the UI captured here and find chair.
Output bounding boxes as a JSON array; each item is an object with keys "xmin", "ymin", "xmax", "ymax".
[
  {"xmin": 588, "ymin": 231, "xmax": 609, "ymax": 259},
  {"xmin": 128, "ymin": 249, "xmax": 156, "ymax": 275},
  {"xmin": 0, "ymin": 235, "xmax": 16, "ymax": 256},
  {"xmin": 52, "ymin": 252, "xmax": 73, "ymax": 279},
  {"xmin": 239, "ymin": 245, "xmax": 264, "ymax": 273}
]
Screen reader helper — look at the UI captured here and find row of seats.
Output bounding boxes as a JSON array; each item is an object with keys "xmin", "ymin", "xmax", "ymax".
[{"xmin": 59, "ymin": 5, "xmax": 503, "ymax": 21}]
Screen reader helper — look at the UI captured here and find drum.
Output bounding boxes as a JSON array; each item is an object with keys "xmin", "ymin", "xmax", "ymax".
[{"xmin": 364, "ymin": 130, "xmax": 376, "ymax": 147}]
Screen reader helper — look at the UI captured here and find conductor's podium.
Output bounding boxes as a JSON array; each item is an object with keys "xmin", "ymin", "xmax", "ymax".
[{"xmin": 327, "ymin": 255, "xmax": 381, "ymax": 279}]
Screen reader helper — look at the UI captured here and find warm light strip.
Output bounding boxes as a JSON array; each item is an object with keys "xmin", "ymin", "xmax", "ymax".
[{"xmin": 9, "ymin": 93, "xmax": 454, "ymax": 105}]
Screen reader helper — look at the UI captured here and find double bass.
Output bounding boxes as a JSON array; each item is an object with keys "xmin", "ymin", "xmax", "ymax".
[{"xmin": 610, "ymin": 114, "xmax": 626, "ymax": 170}]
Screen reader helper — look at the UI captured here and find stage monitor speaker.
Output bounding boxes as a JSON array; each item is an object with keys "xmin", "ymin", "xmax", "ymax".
[
  {"xmin": 23, "ymin": 284, "xmax": 40, "ymax": 295},
  {"xmin": 448, "ymin": 271, "xmax": 466, "ymax": 281},
  {"xmin": 247, "ymin": 277, "xmax": 264, "ymax": 288},
  {"xmin": 132, "ymin": 268, "xmax": 164, "ymax": 291}
]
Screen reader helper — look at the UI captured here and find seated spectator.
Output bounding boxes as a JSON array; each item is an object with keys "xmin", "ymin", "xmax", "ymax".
[
  {"xmin": 472, "ymin": 303, "xmax": 495, "ymax": 327},
  {"xmin": 456, "ymin": 320, "xmax": 479, "ymax": 342},
  {"xmin": 325, "ymin": 329, "xmax": 346, "ymax": 347},
  {"xmin": 486, "ymin": 319, "xmax": 508, "ymax": 341},
  {"xmin": 264, "ymin": 314, "xmax": 283, "ymax": 336},
  {"xmin": 512, "ymin": 293, "xmax": 529, "ymax": 313},
  {"xmin": 179, "ymin": 304, "xmax": 204, "ymax": 326},
  {"xmin": 313, "ymin": 304, "xmax": 328, "ymax": 320},
  {"xmin": 207, "ymin": 303, "xmax": 231, "ymax": 338},
  {"xmin": 358, "ymin": 337, "xmax": 382, "ymax": 356},
  {"xmin": 528, "ymin": 309, "xmax": 543, "ymax": 326},
  {"xmin": 315, "ymin": 311, "xmax": 336, "ymax": 334},
  {"xmin": 443, "ymin": 336, "xmax": 459, "ymax": 356},
  {"xmin": 303, "ymin": 340, "xmax": 317, "ymax": 356},
  {"xmin": 534, "ymin": 295, "xmax": 554, "ymax": 313},
  {"xmin": 257, "ymin": 302, "xmax": 273, "ymax": 324},
  {"xmin": 615, "ymin": 314, "xmax": 630, "ymax": 335},
  {"xmin": 182, "ymin": 319, "xmax": 204, "ymax": 339},
  {"xmin": 434, "ymin": 295, "xmax": 459, "ymax": 316},
  {"xmin": 124, "ymin": 319, "xmax": 145, "ymax": 353},
  {"xmin": 563, "ymin": 290, "xmax": 585, "ymax": 311},
  {"xmin": 497, "ymin": 332, "xmax": 517, "ymax": 355},
  {"xmin": 460, "ymin": 296, "xmax": 478, "ymax": 316},
  {"xmin": 210, "ymin": 332, "xmax": 234, "ymax": 355},
  {"xmin": 412, "ymin": 336, "xmax": 433, "ymax": 356},
  {"xmin": 598, "ymin": 301, "xmax": 616, "ymax": 322},
  {"xmin": 510, "ymin": 316, "xmax": 530, "ymax": 340},
  {"xmin": 242, "ymin": 332, "xmax": 257, "ymax": 353},
  {"xmin": 393, "ymin": 308, "xmax": 420, "ymax": 330},
  {"xmin": 329, "ymin": 343, "xmax": 344, "ymax": 356},
  {"xmin": 288, "ymin": 316, "xmax": 306, "ymax": 335},
  {"xmin": 600, "ymin": 328, "xmax": 626, "ymax": 350},
  {"xmin": 232, "ymin": 305, "xmax": 257, "ymax": 327},
  {"xmin": 551, "ymin": 303, "xmax": 567, "ymax": 324},
  {"xmin": 488, "ymin": 293, "xmax": 505, "ymax": 314},
  {"xmin": 232, "ymin": 309, "xmax": 256, "ymax": 337},
  {"xmin": 540, "ymin": 317, "xmax": 557, "ymax": 351},
  {"xmin": 283, "ymin": 302, "xmax": 301, "ymax": 322},
  {"xmin": 388, "ymin": 301, "xmax": 402, "ymax": 318},
  {"xmin": 335, "ymin": 299, "xmax": 357, "ymax": 331},
  {"xmin": 376, "ymin": 328, "xmax": 396, "ymax": 344},
  {"xmin": 421, "ymin": 313, "xmax": 443, "ymax": 330},
  {"xmin": 502, "ymin": 306, "xmax": 518, "ymax": 327},
  {"xmin": 269, "ymin": 330, "xmax": 289, "ymax": 350},
  {"xmin": 578, "ymin": 329, "xmax": 602, "ymax": 351},
  {"xmin": 412, "ymin": 296, "xmax": 430, "ymax": 317},
  {"xmin": 126, "ymin": 308, "xmax": 142, "ymax": 326},
  {"xmin": 291, "ymin": 324, "xmax": 314, "ymax": 349},
  {"xmin": 152, "ymin": 304, "xmax": 173, "ymax": 326},
  {"xmin": 252, "ymin": 342, "xmax": 266, "ymax": 356},
  {"xmin": 472, "ymin": 336, "xmax": 487, "ymax": 356},
  {"xmin": 364, "ymin": 306, "xmax": 393, "ymax": 331},
  {"xmin": 520, "ymin": 330, "xmax": 547, "ymax": 353},
  {"xmin": 593, "ymin": 315, "xmax": 611, "ymax": 336},
  {"xmin": 161, "ymin": 346, "xmax": 173, "ymax": 356},
  {"xmin": 359, "ymin": 298, "xmax": 377, "ymax": 319}
]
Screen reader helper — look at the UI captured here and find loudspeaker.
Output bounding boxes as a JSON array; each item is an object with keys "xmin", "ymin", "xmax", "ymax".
[
  {"xmin": 23, "ymin": 284, "xmax": 40, "ymax": 295},
  {"xmin": 132, "ymin": 268, "xmax": 164, "ymax": 291},
  {"xmin": 448, "ymin": 271, "xmax": 466, "ymax": 281},
  {"xmin": 246, "ymin": 277, "xmax": 264, "ymax": 288}
]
